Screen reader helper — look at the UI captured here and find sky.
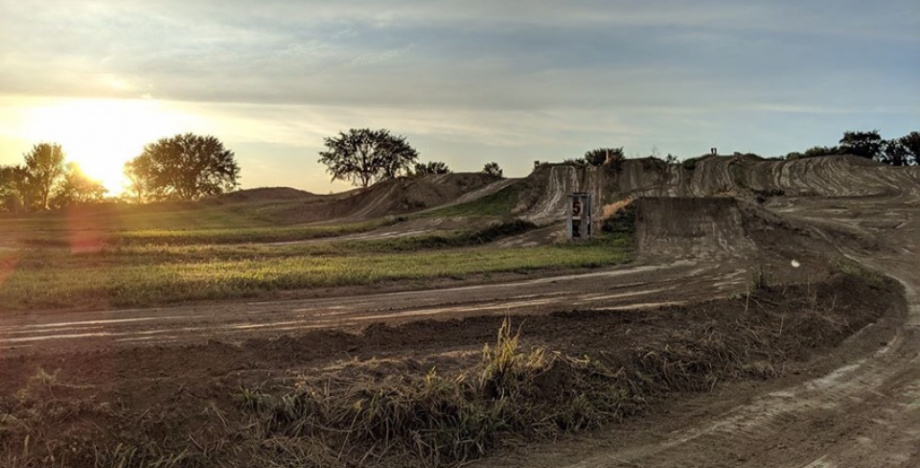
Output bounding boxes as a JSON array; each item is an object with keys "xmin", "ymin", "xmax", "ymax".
[{"xmin": 0, "ymin": 0, "xmax": 918, "ymax": 195}]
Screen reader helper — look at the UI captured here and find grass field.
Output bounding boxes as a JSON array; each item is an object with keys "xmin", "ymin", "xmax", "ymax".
[
  {"xmin": 0, "ymin": 189, "xmax": 633, "ymax": 313},
  {"xmin": 0, "ymin": 229, "xmax": 631, "ymax": 312},
  {"xmin": 0, "ymin": 201, "xmax": 400, "ymax": 247}
]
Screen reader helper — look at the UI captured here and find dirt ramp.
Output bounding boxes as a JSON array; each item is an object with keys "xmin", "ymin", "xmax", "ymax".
[
  {"xmin": 341, "ymin": 173, "xmax": 500, "ymax": 220},
  {"xmin": 519, "ymin": 164, "xmax": 605, "ymax": 224},
  {"xmin": 635, "ymin": 197, "xmax": 756, "ymax": 259}
]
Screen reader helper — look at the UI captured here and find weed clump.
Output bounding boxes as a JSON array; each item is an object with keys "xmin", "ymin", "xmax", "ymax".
[{"xmin": 264, "ymin": 318, "xmax": 642, "ymax": 467}]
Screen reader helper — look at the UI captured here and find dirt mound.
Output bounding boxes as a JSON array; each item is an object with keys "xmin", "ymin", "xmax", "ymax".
[
  {"xmin": 516, "ymin": 164, "xmax": 605, "ymax": 224},
  {"xmin": 514, "ymin": 156, "xmax": 920, "ymax": 225},
  {"xmin": 204, "ymin": 187, "xmax": 317, "ymax": 204},
  {"xmin": 242, "ymin": 173, "xmax": 502, "ymax": 224},
  {"xmin": 330, "ymin": 173, "xmax": 501, "ymax": 221}
]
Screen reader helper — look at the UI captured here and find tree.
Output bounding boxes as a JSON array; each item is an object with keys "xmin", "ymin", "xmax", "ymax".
[
  {"xmin": 482, "ymin": 161, "xmax": 503, "ymax": 178},
  {"xmin": 0, "ymin": 166, "xmax": 21, "ymax": 211},
  {"xmin": 0, "ymin": 166, "xmax": 14, "ymax": 202},
  {"xmin": 124, "ymin": 133, "xmax": 240, "ymax": 201},
  {"xmin": 318, "ymin": 129, "xmax": 419, "ymax": 188},
  {"xmin": 124, "ymin": 155, "xmax": 155, "ymax": 203},
  {"xmin": 584, "ymin": 147, "xmax": 624, "ymax": 167},
  {"xmin": 839, "ymin": 130, "xmax": 884, "ymax": 160},
  {"xmin": 50, "ymin": 162, "xmax": 107, "ymax": 208},
  {"xmin": 414, "ymin": 161, "xmax": 451, "ymax": 176},
  {"xmin": 0, "ymin": 165, "xmax": 33, "ymax": 212},
  {"xmin": 22, "ymin": 143, "xmax": 65, "ymax": 210},
  {"xmin": 897, "ymin": 131, "xmax": 920, "ymax": 166},
  {"xmin": 879, "ymin": 140, "xmax": 912, "ymax": 166}
]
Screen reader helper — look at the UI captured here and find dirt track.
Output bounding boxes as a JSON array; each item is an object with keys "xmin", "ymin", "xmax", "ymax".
[
  {"xmin": 0, "ymin": 260, "xmax": 746, "ymax": 353},
  {"xmin": 476, "ymin": 194, "xmax": 920, "ymax": 468},
  {"xmin": 3, "ymin": 157, "xmax": 920, "ymax": 466}
]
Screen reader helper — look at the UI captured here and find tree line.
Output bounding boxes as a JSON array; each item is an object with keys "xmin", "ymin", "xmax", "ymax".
[
  {"xmin": 573, "ymin": 130, "xmax": 920, "ymax": 168},
  {"xmin": 785, "ymin": 130, "xmax": 920, "ymax": 166},
  {"xmin": 0, "ymin": 129, "xmax": 504, "ymax": 212},
  {"xmin": 0, "ymin": 143, "xmax": 106, "ymax": 212}
]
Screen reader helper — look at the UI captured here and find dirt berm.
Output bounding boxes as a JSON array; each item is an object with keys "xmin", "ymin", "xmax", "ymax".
[{"xmin": 254, "ymin": 173, "xmax": 502, "ymax": 223}]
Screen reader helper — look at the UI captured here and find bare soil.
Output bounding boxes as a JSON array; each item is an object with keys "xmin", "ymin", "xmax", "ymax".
[{"xmin": 0, "ymin": 272, "xmax": 900, "ymax": 467}]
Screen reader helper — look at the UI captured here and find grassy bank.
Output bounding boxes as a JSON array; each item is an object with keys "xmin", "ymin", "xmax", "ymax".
[
  {"xmin": 13, "ymin": 218, "xmax": 400, "ymax": 248},
  {"xmin": 419, "ymin": 185, "xmax": 520, "ymax": 219},
  {"xmin": 0, "ymin": 232, "xmax": 630, "ymax": 312}
]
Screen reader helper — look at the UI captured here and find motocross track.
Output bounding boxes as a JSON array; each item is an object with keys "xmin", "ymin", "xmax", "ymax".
[
  {"xmin": 475, "ymin": 158, "xmax": 920, "ymax": 468},
  {"xmin": 2, "ymin": 155, "xmax": 920, "ymax": 467}
]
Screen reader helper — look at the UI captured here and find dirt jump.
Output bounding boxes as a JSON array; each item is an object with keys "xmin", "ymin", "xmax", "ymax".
[{"xmin": 1, "ymin": 155, "xmax": 919, "ymax": 467}]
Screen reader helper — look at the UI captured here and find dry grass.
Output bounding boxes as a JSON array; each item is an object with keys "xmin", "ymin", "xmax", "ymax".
[{"xmin": 601, "ymin": 197, "xmax": 635, "ymax": 219}]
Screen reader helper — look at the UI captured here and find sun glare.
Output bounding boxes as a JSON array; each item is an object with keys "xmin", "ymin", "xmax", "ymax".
[{"xmin": 22, "ymin": 99, "xmax": 190, "ymax": 195}]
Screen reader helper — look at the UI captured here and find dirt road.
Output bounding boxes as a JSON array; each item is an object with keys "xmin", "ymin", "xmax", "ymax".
[{"xmin": 0, "ymin": 259, "xmax": 746, "ymax": 353}]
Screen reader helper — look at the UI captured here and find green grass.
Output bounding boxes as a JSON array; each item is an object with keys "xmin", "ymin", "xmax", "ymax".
[
  {"xmin": 0, "ymin": 198, "xmax": 368, "ymax": 247},
  {"xmin": 8, "ymin": 216, "xmax": 399, "ymax": 248},
  {"xmin": 418, "ymin": 185, "xmax": 520, "ymax": 219},
  {"xmin": 0, "ymin": 233, "xmax": 632, "ymax": 312}
]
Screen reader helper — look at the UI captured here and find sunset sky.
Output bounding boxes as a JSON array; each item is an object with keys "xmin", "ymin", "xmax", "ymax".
[{"xmin": 1, "ymin": 0, "xmax": 917, "ymax": 194}]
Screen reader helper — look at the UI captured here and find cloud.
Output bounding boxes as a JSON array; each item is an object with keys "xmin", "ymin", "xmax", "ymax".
[{"xmin": 1, "ymin": 1, "xmax": 917, "ymax": 193}]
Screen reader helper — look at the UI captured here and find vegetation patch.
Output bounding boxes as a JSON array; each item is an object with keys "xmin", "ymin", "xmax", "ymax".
[
  {"xmin": 17, "ymin": 218, "xmax": 402, "ymax": 248},
  {"xmin": 419, "ymin": 184, "xmax": 520, "ymax": 219}
]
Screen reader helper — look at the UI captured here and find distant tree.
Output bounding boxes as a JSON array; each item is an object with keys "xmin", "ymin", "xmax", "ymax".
[
  {"xmin": 0, "ymin": 165, "xmax": 25, "ymax": 211},
  {"xmin": 482, "ymin": 161, "xmax": 503, "ymax": 178},
  {"xmin": 124, "ymin": 133, "xmax": 240, "ymax": 201},
  {"xmin": 318, "ymin": 129, "xmax": 419, "ymax": 188},
  {"xmin": 664, "ymin": 153, "xmax": 679, "ymax": 165},
  {"xmin": 123, "ymin": 155, "xmax": 154, "ymax": 203},
  {"xmin": 50, "ymin": 162, "xmax": 107, "ymax": 208},
  {"xmin": 22, "ymin": 143, "xmax": 65, "ymax": 210},
  {"xmin": 802, "ymin": 146, "xmax": 841, "ymax": 159},
  {"xmin": 785, "ymin": 151, "xmax": 805, "ymax": 160},
  {"xmin": 0, "ymin": 165, "xmax": 15, "ymax": 201},
  {"xmin": 413, "ymin": 161, "xmax": 451, "ymax": 176},
  {"xmin": 897, "ymin": 131, "xmax": 920, "ymax": 166},
  {"xmin": 839, "ymin": 130, "xmax": 884, "ymax": 160},
  {"xmin": 879, "ymin": 140, "xmax": 912, "ymax": 166},
  {"xmin": 584, "ymin": 147, "xmax": 624, "ymax": 167}
]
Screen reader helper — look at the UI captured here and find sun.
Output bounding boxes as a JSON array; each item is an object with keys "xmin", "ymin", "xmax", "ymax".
[{"xmin": 22, "ymin": 99, "xmax": 190, "ymax": 195}]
